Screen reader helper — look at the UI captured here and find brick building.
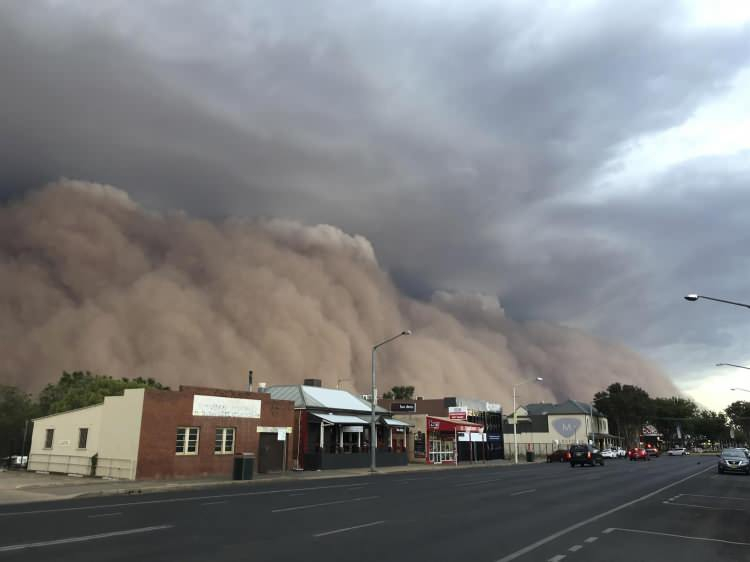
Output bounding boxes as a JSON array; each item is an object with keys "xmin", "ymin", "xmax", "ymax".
[{"xmin": 27, "ymin": 386, "xmax": 295, "ymax": 480}]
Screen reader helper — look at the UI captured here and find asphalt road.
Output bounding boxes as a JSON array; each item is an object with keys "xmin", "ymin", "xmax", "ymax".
[{"xmin": 0, "ymin": 456, "xmax": 747, "ymax": 562}]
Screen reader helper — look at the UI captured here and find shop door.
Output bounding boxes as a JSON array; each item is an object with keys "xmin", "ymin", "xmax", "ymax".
[{"xmin": 258, "ymin": 433, "xmax": 284, "ymax": 473}]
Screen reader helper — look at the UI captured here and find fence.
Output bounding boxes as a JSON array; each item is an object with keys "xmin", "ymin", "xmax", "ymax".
[{"xmin": 27, "ymin": 453, "xmax": 133, "ymax": 479}]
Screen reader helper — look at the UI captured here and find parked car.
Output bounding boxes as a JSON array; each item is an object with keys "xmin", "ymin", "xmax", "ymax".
[
  {"xmin": 628, "ymin": 447, "xmax": 650, "ymax": 461},
  {"xmin": 616, "ymin": 447, "xmax": 627, "ymax": 458},
  {"xmin": 718, "ymin": 448, "xmax": 750, "ymax": 475},
  {"xmin": 569, "ymin": 444, "xmax": 604, "ymax": 467},
  {"xmin": 645, "ymin": 445, "xmax": 660, "ymax": 457},
  {"xmin": 667, "ymin": 447, "xmax": 688, "ymax": 456},
  {"xmin": 600, "ymin": 448, "xmax": 617, "ymax": 459},
  {"xmin": 547, "ymin": 449, "xmax": 571, "ymax": 463}
]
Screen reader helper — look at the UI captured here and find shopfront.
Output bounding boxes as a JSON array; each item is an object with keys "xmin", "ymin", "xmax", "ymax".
[{"xmin": 425, "ymin": 416, "xmax": 484, "ymax": 465}]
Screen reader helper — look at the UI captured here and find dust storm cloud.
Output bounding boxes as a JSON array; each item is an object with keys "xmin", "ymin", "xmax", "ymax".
[{"xmin": 0, "ymin": 180, "xmax": 677, "ymax": 407}]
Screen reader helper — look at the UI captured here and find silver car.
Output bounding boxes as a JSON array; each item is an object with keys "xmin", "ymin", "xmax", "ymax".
[{"xmin": 718, "ymin": 449, "xmax": 750, "ymax": 474}]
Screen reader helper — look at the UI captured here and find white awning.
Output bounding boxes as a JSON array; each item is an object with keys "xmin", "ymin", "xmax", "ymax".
[
  {"xmin": 312, "ymin": 413, "xmax": 368, "ymax": 425},
  {"xmin": 382, "ymin": 418, "xmax": 412, "ymax": 427}
]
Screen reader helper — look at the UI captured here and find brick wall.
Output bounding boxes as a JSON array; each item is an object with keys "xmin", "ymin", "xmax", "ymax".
[{"xmin": 136, "ymin": 386, "xmax": 294, "ymax": 480}]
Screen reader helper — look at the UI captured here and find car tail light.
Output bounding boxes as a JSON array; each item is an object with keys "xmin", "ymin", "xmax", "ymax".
[{"xmin": 587, "ymin": 452, "xmax": 592, "ymax": 459}]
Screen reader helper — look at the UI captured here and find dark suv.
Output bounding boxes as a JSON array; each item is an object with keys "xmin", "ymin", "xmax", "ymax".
[{"xmin": 569, "ymin": 444, "xmax": 604, "ymax": 467}]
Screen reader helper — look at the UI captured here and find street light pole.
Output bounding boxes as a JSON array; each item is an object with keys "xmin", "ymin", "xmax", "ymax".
[
  {"xmin": 717, "ymin": 363, "xmax": 750, "ymax": 370},
  {"xmin": 684, "ymin": 294, "xmax": 750, "ymax": 309},
  {"xmin": 370, "ymin": 330, "xmax": 411, "ymax": 472},
  {"xmin": 512, "ymin": 377, "xmax": 543, "ymax": 464}
]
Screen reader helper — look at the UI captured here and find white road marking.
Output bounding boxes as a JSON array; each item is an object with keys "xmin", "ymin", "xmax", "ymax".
[
  {"xmin": 584, "ymin": 536, "xmax": 597, "ymax": 543},
  {"xmin": 313, "ymin": 520, "xmax": 385, "ymax": 537},
  {"xmin": 664, "ymin": 501, "xmax": 746, "ymax": 512},
  {"xmin": 455, "ymin": 477, "xmax": 506, "ymax": 487},
  {"xmin": 272, "ymin": 495, "xmax": 379, "ymax": 513},
  {"xmin": 200, "ymin": 501, "xmax": 227, "ymax": 506},
  {"xmin": 608, "ymin": 527, "xmax": 750, "ymax": 546},
  {"xmin": 287, "ymin": 493, "xmax": 305, "ymax": 497},
  {"xmin": 510, "ymin": 489, "xmax": 537, "ymax": 496},
  {"xmin": 568, "ymin": 545, "xmax": 582, "ymax": 552},
  {"xmin": 0, "ymin": 482, "xmax": 368, "ymax": 517},
  {"xmin": 347, "ymin": 485, "xmax": 367, "ymax": 490},
  {"xmin": 548, "ymin": 555, "xmax": 566, "ymax": 562},
  {"xmin": 0, "ymin": 525, "xmax": 173, "ymax": 552},
  {"xmin": 87, "ymin": 512, "xmax": 122, "ymax": 518},
  {"xmin": 494, "ymin": 465, "xmax": 713, "ymax": 562},
  {"xmin": 602, "ymin": 528, "xmax": 614, "ymax": 534},
  {"xmin": 680, "ymin": 493, "xmax": 748, "ymax": 501}
]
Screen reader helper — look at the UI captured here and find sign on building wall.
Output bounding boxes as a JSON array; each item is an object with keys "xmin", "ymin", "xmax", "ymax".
[
  {"xmin": 192, "ymin": 395, "xmax": 261, "ymax": 418},
  {"xmin": 390, "ymin": 402, "xmax": 416, "ymax": 412},
  {"xmin": 448, "ymin": 406, "xmax": 468, "ymax": 420},
  {"xmin": 552, "ymin": 418, "xmax": 581, "ymax": 438}
]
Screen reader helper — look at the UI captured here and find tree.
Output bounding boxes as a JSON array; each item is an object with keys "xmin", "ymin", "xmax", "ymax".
[
  {"xmin": 381, "ymin": 386, "xmax": 415, "ymax": 400},
  {"xmin": 652, "ymin": 397, "xmax": 698, "ymax": 442},
  {"xmin": 0, "ymin": 386, "xmax": 37, "ymax": 459},
  {"xmin": 594, "ymin": 383, "xmax": 654, "ymax": 446},
  {"xmin": 689, "ymin": 410, "xmax": 729, "ymax": 444},
  {"xmin": 37, "ymin": 371, "xmax": 168, "ymax": 416},
  {"xmin": 725, "ymin": 401, "xmax": 750, "ymax": 440}
]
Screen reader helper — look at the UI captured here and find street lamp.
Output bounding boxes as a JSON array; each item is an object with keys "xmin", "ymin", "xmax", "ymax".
[
  {"xmin": 513, "ymin": 377, "xmax": 544, "ymax": 464},
  {"xmin": 370, "ymin": 330, "xmax": 411, "ymax": 472},
  {"xmin": 717, "ymin": 363, "xmax": 750, "ymax": 370},
  {"xmin": 684, "ymin": 294, "xmax": 750, "ymax": 309}
]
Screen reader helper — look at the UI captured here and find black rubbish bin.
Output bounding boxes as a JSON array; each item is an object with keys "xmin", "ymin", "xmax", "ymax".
[
  {"xmin": 526, "ymin": 451, "xmax": 535, "ymax": 462},
  {"xmin": 233, "ymin": 453, "xmax": 255, "ymax": 480}
]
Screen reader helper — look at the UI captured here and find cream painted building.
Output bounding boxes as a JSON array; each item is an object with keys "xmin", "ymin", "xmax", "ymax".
[
  {"xmin": 28, "ymin": 388, "xmax": 145, "ymax": 479},
  {"xmin": 503, "ymin": 400, "xmax": 619, "ymax": 458}
]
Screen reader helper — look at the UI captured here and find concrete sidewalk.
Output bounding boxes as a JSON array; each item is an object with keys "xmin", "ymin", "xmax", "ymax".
[{"xmin": 0, "ymin": 458, "xmax": 541, "ymax": 505}]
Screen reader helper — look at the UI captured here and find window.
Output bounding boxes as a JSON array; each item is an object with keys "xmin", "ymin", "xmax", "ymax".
[
  {"xmin": 78, "ymin": 428, "xmax": 89, "ymax": 449},
  {"xmin": 176, "ymin": 427, "xmax": 200, "ymax": 455},
  {"xmin": 214, "ymin": 428, "xmax": 235, "ymax": 454},
  {"xmin": 44, "ymin": 428, "xmax": 54, "ymax": 449}
]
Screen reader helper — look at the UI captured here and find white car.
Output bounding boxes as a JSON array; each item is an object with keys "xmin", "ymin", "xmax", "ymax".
[
  {"xmin": 600, "ymin": 449, "xmax": 617, "ymax": 459},
  {"xmin": 616, "ymin": 447, "xmax": 627, "ymax": 458},
  {"xmin": 667, "ymin": 447, "xmax": 688, "ymax": 456}
]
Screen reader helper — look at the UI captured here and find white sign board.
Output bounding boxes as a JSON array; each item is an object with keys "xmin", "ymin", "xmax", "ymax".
[
  {"xmin": 192, "ymin": 395, "xmax": 261, "ymax": 418},
  {"xmin": 342, "ymin": 426, "xmax": 364, "ymax": 433},
  {"xmin": 277, "ymin": 430, "xmax": 286, "ymax": 441}
]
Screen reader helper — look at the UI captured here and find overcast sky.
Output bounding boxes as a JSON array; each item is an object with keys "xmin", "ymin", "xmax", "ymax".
[{"xmin": 2, "ymin": 1, "xmax": 750, "ymax": 410}]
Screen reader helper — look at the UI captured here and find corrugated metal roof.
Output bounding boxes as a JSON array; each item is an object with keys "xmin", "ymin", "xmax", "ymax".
[
  {"xmin": 312, "ymin": 413, "xmax": 369, "ymax": 425},
  {"xmin": 266, "ymin": 385, "xmax": 387, "ymax": 413},
  {"xmin": 383, "ymin": 418, "xmax": 412, "ymax": 427},
  {"xmin": 547, "ymin": 399, "xmax": 601, "ymax": 416}
]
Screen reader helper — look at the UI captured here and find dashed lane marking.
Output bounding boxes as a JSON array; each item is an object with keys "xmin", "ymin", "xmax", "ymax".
[
  {"xmin": 271, "ymin": 495, "xmax": 379, "ymax": 513},
  {"xmin": 510, "ymin": 489, "xmax": 536, "ymax": 496},
  {"xmin": 584, "ymin": 536, "xmax": 597, "ymax": 543},
  {"xmin": 313, "ymin": 520, "xmax": 385, "ymax": 537},
  {"xmin": 568, "ymin": 545, "xmax": 582, "ymax": 552},
  {"xmin": 0, "ymin": 525, "xmax": 173, "ymax": 552}
]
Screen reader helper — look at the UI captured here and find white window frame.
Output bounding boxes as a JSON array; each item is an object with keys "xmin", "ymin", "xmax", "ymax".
[
  {"xmin": 176, "ymin": 427, "xmax": 200, "ymax": 455},
  {"xmin": 214, "ymin": 427, "xmax": 235, "ymax": 454},
  {"xmin": 44, "ymin": 428, "xmax": 54, "ymax": 449}
]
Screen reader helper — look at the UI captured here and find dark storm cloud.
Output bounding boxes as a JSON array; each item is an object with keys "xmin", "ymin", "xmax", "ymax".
[{"xmin": 1, "ymin": 1, "xmax": 749, "ymax": 387}]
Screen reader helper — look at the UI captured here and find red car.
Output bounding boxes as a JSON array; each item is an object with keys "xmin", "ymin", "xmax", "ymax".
[
  {"xmin": 547, "ymin": 449, "xmax": 571, "ymax": 463},
  {"xmin": 628, "ymin": 447, "xmax": 650, "ymax": 461}
]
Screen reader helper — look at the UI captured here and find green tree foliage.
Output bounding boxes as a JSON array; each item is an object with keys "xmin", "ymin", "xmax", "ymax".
[
  {"xmin": 652, "ymin": 396, "xmax": 698, "ymax": 440},
  {"xmin": 688, "ymin": 409, "xmax": 729, "ymax": 443},
  {"xmin": 0, "ymin": 385, "xmax": 37, "ymax": 458},
  {"xmin": 593, "ymin": 383, "xmax": 654, "ymax": 445},
  {"xmin": 725, "ymin": 401, "xmax": 750, "ymax": 438},
  {"xmin": 381, "ymin": 386, "xmax": 415, "ymax": 400},
  {"xmin": 37, "ymin": 371, "xmax": 168, "ymax": 416}
]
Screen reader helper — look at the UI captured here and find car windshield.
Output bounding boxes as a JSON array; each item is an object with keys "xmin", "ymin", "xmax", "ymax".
[{"xmin": 721, "ymin": 450, "xmax": 746, "ymax": 459}]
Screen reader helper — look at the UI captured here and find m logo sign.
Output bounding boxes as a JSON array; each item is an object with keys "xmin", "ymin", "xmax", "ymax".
[{"xmin": 553, "ymin": 418, "xmax": 581, "ymax": 438}]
